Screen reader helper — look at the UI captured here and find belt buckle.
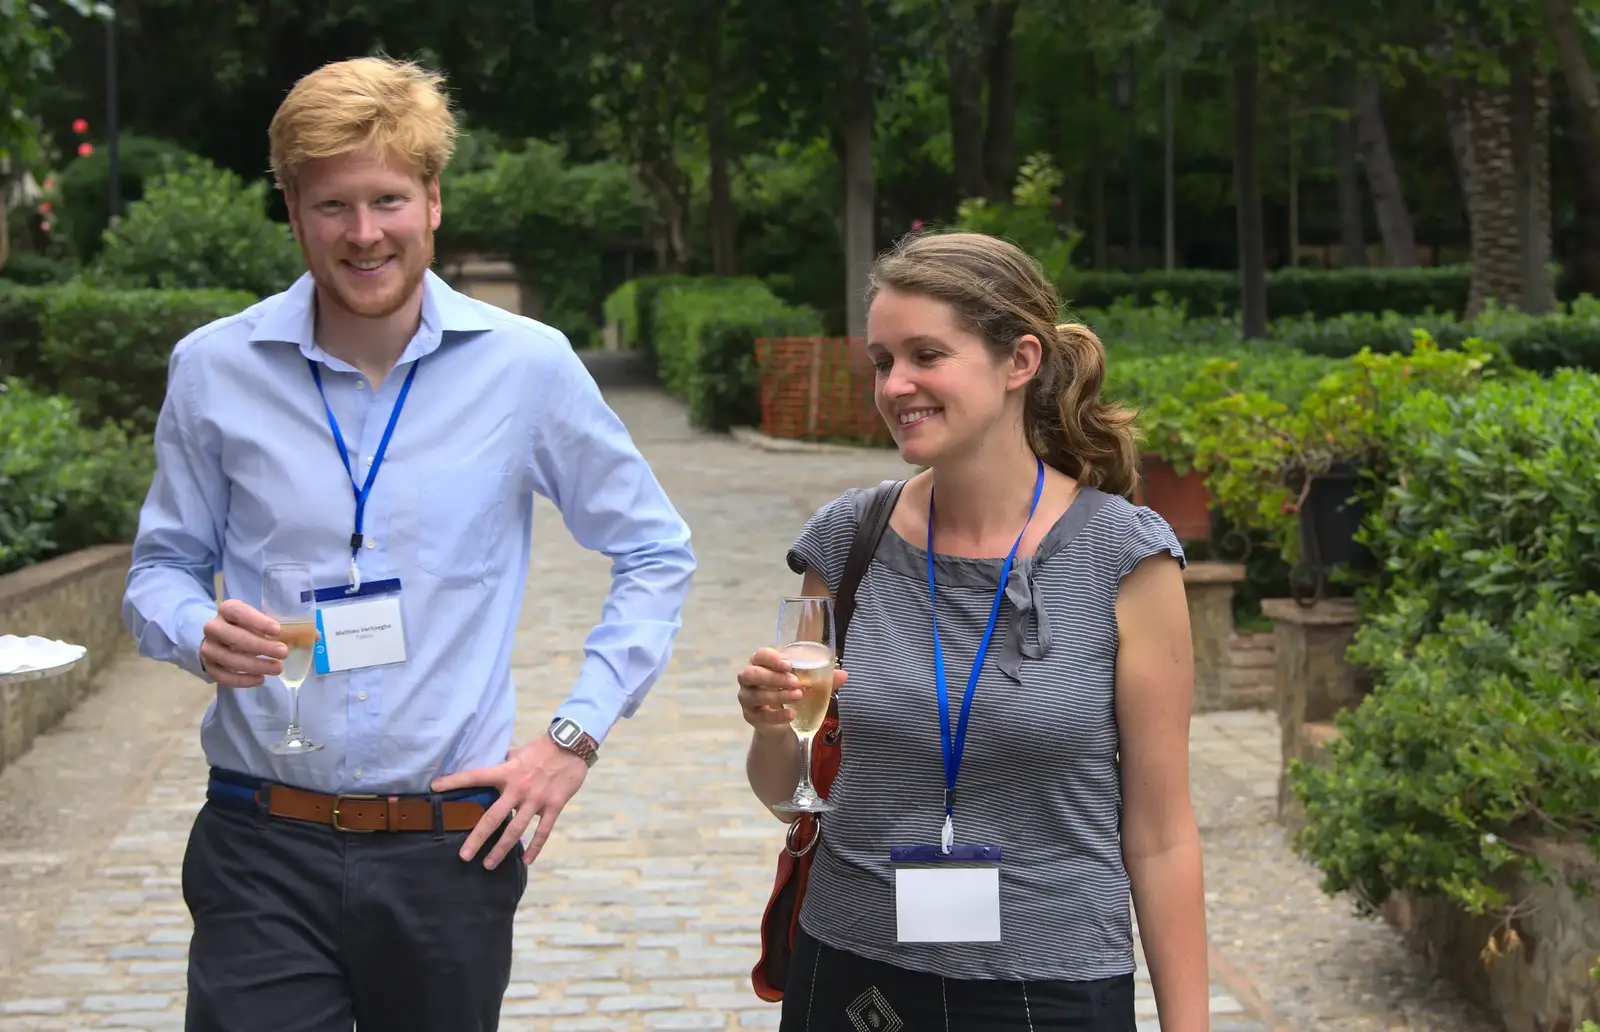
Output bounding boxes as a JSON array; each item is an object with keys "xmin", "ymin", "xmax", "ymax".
[{"xmin": 331, "ymin": 793, "xmax": 379, "ymax": 833}]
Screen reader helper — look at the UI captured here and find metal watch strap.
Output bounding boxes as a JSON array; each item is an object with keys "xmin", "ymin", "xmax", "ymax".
[{"xmin": 549, "ymin": 718, "xmax": 600, "ymax": 767}]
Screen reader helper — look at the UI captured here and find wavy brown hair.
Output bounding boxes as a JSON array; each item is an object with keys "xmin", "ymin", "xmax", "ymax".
[{"xmin": 867, "ymin": 231, "xmax": 1140, "ymax": 497}]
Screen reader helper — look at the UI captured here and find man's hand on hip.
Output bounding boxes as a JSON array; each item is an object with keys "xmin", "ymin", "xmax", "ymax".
[
  {"xmin": 201, "ymin": 600, "xmax": 287, "ymax": 688},
  {"xmin": 430, "ymin": 735, "xmax": 589, "ymax": 870}
]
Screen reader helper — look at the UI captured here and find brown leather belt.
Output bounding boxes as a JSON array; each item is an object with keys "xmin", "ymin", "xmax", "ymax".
[{"xmin": 263, "ymin": 783, "xmax": 490, "ymax": 833}]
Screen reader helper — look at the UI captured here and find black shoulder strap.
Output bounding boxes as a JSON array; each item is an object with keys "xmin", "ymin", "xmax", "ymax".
[{"xmin": 835, "ymin": 479, "xmax": 906, "ymax": 663}]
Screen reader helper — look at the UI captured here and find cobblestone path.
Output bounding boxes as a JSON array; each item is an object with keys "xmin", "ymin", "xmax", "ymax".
[{"xmin": 0, "ymin": 387, "xmax": 1489, "ymax": 1031}]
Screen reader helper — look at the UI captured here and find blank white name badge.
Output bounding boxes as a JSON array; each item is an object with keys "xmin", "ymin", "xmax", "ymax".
[
  {"xmin": 309, "ymin": 579, "xmax": 409, "ymax": 675},
  {"xmin": 890, "ymin": 844, "xmax": 1003, "ymax": 943}
]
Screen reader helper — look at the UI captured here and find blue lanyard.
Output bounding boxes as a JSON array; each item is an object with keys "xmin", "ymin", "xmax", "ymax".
[
  {"xmin": 308, "ymin": 357, "xmax": 420, "ymax": 589},
  {"xmin": 926, "ymin": 455, "xmax": 1044, "ymax": 852}
]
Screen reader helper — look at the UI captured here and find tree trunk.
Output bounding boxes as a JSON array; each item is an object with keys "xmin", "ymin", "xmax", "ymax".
[
  {"xmin": 842, "ymin": 0, "xmax": 876, "ymax": 339},
  {"xmin": 1336, "ymin": 74, "xmax": 1367, "ymax": 267},
  {"xmin": 981, "ymin": 0, "xmax": 1019, "ymax": 201},
  {"xmin": 1233, "ymin": 42, "xmax": 1268, "ymax": 338},
  {"xmin": 943, "ymin": 2, "xmax": 987, "ymax": 199},
  {"xmin": 1451, "ymin": 79, "xmax": 1520, "ymax": 316},
  {"xmin": 1544, "ymin": 0, "xmax": 1600, "ymax": 162},
  {"xmin": 1448, "ymin": 61, "xmax": 1553, "ymax": 318},
  {"xmin": 1560, "ymin": 78, "xmax": 1600, "ymax": 295},
  {"xmin": 1543, "ymin": 0, "xmax": 1600, "ymax": 293},
  {"xmin": 706, "ymin": 0, "xmax": 737, "ymax": 276},
  {"xmin": 1288, "ymin": 132, "xmax": 1300, "ymax": 267},
  {"xmin": 639, "ymin": 163, "xmax": 689, "ymax": 273},
  {"xmin": 1354, "ymin": 74, "xmax": 1417, "ymax": 267},
  {"xmin": 1091, "ymin": 149, "xmax": 1108, "ymax": 269},
  {"xmin": 1510, "ymin": 60, "xmax": 1554, "ymax": 314},
  {"xmin": 1164, "ymin": 28, "xmax": 1177, "ymax": 271}
]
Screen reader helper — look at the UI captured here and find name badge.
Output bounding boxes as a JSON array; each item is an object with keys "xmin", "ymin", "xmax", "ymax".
[
  {"xmin": 305, "ymin": 579, "xmax": 409, "ymax": 675},
  {"xmin": 890, "ymin": 844, "xmax": 1002, "ymax": 943}
]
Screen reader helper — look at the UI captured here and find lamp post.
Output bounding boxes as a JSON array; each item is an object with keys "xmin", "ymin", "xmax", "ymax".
[
  {"xmin": 1112, "ymin": 45, "xmax": 1140, "ymax": 291},
  {"xmin": 1163, "ymin": 23, "xmax": 1175, "ymax": 272},
  {"xmin": 105, "ymin": 2, "xmax": 119, "ymax": 221}
]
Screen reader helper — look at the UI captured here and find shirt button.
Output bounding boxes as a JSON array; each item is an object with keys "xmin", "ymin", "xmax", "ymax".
[
  {"xmin": 355, "ymin": 381, "xmax": 365, "ymax": 391},
  {"xmin": 358, "ymin": 691, "xmax": 369, "ymax": 701},
  {"xmin": 365, "ymin": 540, "xmax": 376, "ymax": 549},
  {"xmin": 353, "ymin": 768, "xmax": 364, "ymax": 780}
]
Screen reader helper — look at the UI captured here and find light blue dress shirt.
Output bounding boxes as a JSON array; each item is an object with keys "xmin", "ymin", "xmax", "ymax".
[{"xmin": 123, "ymin": 270, "xmax": 695, "ymax": 795}]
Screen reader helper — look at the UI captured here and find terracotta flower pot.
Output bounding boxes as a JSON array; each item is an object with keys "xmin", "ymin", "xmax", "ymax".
[{"xmin": 1134, "ymin": 454, "xmax": 1213, "ymax": 541}]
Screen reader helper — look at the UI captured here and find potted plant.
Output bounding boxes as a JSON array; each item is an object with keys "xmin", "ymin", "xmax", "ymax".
[
  {"xmin": 1106, "ymin": 352, "xmax": 1217, "ymax": 541},
  {"xmin": 1190, "ymin": 332, "xmax": 1507, "ymax": 603}
]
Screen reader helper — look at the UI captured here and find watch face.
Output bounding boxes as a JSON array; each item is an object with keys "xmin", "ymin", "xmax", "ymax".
[{"xmin": 552, "ymin": 720, "xmax": 579, "ymax": 745}]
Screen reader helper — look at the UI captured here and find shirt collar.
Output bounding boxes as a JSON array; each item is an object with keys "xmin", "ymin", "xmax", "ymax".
[{"xmin": 248, "ymin": 269, "xmax": 495, "ymax": 361}]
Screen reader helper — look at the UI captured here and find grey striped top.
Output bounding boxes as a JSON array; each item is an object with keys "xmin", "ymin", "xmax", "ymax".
[{"xmin": 785, "ymin": 482, "xmax": 1185, "ymax": 982}]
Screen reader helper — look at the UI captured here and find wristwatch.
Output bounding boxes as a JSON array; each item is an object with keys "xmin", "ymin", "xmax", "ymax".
[{"xmin": 549, "ymin": 717, "xmax": 600, "ymax": 768}]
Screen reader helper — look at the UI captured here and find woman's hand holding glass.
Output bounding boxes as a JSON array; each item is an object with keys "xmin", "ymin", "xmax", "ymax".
[{"xmin": 737, "ymin": 647, "xmax": 848, "ymax": 734}]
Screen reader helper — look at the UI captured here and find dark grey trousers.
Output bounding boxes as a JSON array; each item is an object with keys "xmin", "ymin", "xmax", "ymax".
[{"xmin": 181, "ymin": 798, "xmax": 526, "ymax": 1032}]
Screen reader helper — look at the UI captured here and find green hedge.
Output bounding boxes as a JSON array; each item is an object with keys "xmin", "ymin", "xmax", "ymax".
[
  {"xmin": 1062, "ymin": 264, "xmax": 1472, "ymax": 320},
  {"xmin": 649, "ymin": 277, "xmax": 824, "ymax": 430},
  {"xmin": 0, "ymin": 283, "xmax": 254, "ymax": 431},
  {"xmin": 0, "ymin": 378, "xmax": 154, "ymax": 575},
  {"xmin": 1279, "ymin": 300, "xmax": 1600, "ymax": 375},
  {"xmin": 0, "ymin": 284, "xmax": 48, "ymax": 382},
  {"xmin": 55, "ymin": 133, "xmax": 196, "ymax": 262},
  {"xmin": 0, "ymin": 253, "xmax": 78, "ymax": 286},
  {"xmin": 1290, "ymin": 372, "xmax": 1600, "ymax": 917},
  {"xmin": 601, "ymin": 274, "xmax": 698, "ymax": 356}
]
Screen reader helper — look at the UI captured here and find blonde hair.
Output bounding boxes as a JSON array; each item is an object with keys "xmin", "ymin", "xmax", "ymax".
[
  {"xmin": 268, "ymin": 56, "xmax": 458, "ymax": 193},
  {"xmin": 868, "ymin": 231, "xmax": 1140, "ymax": 497}
]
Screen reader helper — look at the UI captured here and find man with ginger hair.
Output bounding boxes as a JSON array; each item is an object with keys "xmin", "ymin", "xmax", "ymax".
[{"xmin": 122, "ymin": 56, "xmax": 695, "ymax": 1030}]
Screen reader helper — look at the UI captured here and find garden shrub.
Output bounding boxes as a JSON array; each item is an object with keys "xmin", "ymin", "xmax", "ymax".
[
  {"xmin": 35, "ymin": 285, "xmax": 257, "ymax": 431},
  {"xmin": 1350, "ymin": 371, "xmax": 1600, "ymax": 655},
  {"xmin": 1290, "ymin": 592, "xmax": 1600, "ymax": 916},
  {"xmin": 53, "ymin": 133, "xmax": 197, "ymax": 262},
  {"xmin": 0, "ymin": 284, "xmax": 48, "ymax": 381},
  {"xmin": 85, "ymin": 156, "xmax": 303, "ymax": 297},
  {"xmin": 650, "ymin": 277, "xmax": 824, "ymax": 430},
  {"xmin": 1290, "ymin": 371, "xmax": 1600, "ymax": 918},
  {"xmin": 0, "ymin": 378, "xmax": 153, "ymax": 575},
  {"xmin": 0, "ymin": 252, "xmax": 77, "ymax": 286}
]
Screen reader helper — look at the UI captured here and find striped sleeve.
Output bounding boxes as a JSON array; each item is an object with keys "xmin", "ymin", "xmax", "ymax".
[
  {"xmin": 785, "ymin": 491, "xmax": 860, "ymax": 596},
  {"xmin": 1118, "ymin": 505, "xmax": 1187, "ymax": 579}
]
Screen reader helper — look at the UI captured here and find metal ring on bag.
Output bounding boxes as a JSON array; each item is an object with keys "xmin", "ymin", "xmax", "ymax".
[{"xmin": 785, "ymin": 815, "xmax": 820, "ymax": 858}]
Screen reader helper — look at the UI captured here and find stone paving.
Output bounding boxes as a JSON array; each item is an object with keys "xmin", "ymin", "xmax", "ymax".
[{"xmin": 0, "ymin": 386, "xmax": 1492, "ymax": 1031}]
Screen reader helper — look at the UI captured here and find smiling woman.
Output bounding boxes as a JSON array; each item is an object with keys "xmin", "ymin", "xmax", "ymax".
[{"xmin": 738, "ymin": 231, "xmax": 1210, "ymax": 1031}]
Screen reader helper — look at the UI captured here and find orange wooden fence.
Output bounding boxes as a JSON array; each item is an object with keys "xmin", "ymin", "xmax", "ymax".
[{"xmin": 753, "ymin": 336, "xmax": 894, "ymax": 446}]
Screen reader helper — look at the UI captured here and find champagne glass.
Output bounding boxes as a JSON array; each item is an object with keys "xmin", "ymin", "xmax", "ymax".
[
  {"xmin": 770, "ymin": 595, "xmax": 838, "ymax": 814},
  {"xmin": 262, "ymin": 563, "xmax": 323, "ymax": 755}
]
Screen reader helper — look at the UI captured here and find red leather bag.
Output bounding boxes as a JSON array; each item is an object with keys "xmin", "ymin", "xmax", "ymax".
[{"xmin": 751, "ymin": 480, "xmax": 905, "ymax": 1002}]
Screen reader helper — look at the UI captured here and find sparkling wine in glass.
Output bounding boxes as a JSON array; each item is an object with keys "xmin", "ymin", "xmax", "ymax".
[
  {"xmin": 262, "ymin": 562, "xmax": 323, "ymax": 755},
  {"xmin": 769, "ymin": 595, "xmax": 838, "ymax": 815}
]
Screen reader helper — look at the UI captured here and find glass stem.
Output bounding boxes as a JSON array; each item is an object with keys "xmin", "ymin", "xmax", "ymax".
[
  {"xmin": 796, "ymin": 731, "xmax": 816, "ymax": 798},
  {"xmin": 287, "ymin": 686, "xmax": 302, "ymax": 731}
]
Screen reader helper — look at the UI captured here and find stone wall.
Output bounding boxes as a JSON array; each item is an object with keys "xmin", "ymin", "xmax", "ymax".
[
  {"xmin": 1224, "ymin": 630, "xmax": 1276, "ymax": 709},
  {"xmin": 1383, "ymin": 838, "xmax": 1600, "ymax": 1032},
  {"xmin": 0, "ymin": 545, "xmax": 132, "ymax": 772},
  {"xmin": 1181, "ymin": 564, "xmax": 1280, "ymax": 714},
  {"xmin": 1262, "ymin": 597, "xmax": 1370, "ymax": 832}
]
